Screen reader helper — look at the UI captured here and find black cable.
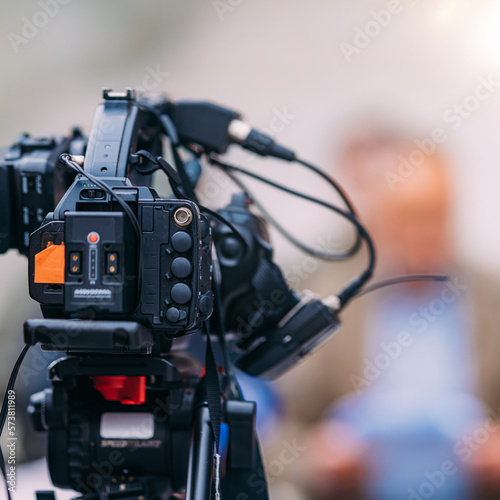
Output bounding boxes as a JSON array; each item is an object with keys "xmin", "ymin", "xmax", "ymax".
[
  {"xmin": 136, "ymin": 102, "xmax": 180, "ymax": 147},
  {"xmin": 138, "ymin": 104, "xmax": 250, "ymax": 250},
  {"xmin": 60, "ymin": 155, "xmax": 144, "ymax": 308},
  {"xmin": 137, "ymin": 102, "xmax": 198, "ymax": 202},
  {"xmin": 211, "ymin": 254, "xmax": 243, "ymax": 399},
  {"xmin": 224, "ymin": 169, "xmax": 355, "ymax": 261},
  {"xmin": 137, "ymin": 116, "xmax": 245, "ymax": 249},
  {"xmin": 172, "ymin": 145, "xmax": 199, "ymax": 203},
  {"xmin": 135, "ymin": 150, "xmax": 183, "ymax": 186},
  {"xmin": 0, "ymin": 344, "xmax": 30, "ymax": 500},
  {"xmin": 134, "ymin": 152, "xmax": 249, "ymax": 252},
  {"xmin": 135, "ymin": 150, "xmax": 187, "ymax": 201},
  {"xmin": 353, "ymin": 274, "xmax": 449, "ymax": 298},
  {"xmin": 209, "ymin": 156, "xmax": 376, "ymax": 308},
  {"xmin": 198, "ymin": 205, "xmax": 249, "ymax": 254},
  {"xmin": 212, "ymin": 156, "xmax": 362, "ymax": 260},
  {"xmin": 295, "ymin": 157, "xmax": 362, "ymax": 257}
]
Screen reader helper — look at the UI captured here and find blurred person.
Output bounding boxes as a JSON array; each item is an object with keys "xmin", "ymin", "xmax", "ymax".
[{"xmin": 275, "ymin": 121, "xmax": 500, "ymax": 500}]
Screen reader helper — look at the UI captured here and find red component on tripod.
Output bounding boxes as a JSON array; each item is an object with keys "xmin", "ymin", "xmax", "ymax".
[
  {"xmin": 93, "ymin": 376, "xmax": 146, "ymax": 405},
  {"xmin": 199, "ymin": 366, "xmax": 225, "ymax": 378}
]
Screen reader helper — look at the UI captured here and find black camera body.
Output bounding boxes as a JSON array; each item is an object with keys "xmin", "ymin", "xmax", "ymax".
[
  {"xmin": 15, "ymin": 88, "xmax": 214, "ymax": 338},
  {"xmin": 0, "ymin": 132, "xmax": 85, "ymax": 255},
  {"xmin": 29, "ymin": 178, "xmax": 213, "ymax": 335}
]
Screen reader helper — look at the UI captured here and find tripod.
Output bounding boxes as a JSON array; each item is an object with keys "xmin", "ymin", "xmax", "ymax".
[{"xmin": 25, "ymin": 319, "xmax": 268, "ymax": 500}]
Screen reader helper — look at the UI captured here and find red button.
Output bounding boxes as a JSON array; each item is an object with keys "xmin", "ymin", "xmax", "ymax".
[{"xmin": 88, "ymin": 233, "xmax": 99, "ymax": 243}]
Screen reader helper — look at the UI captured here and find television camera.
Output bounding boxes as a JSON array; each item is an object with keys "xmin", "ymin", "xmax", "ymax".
[{"xmin": 0, "ymin": 87, "xmax": 382, "ymax": 499}]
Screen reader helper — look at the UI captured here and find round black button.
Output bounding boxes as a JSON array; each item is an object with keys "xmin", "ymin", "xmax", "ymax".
[
  {"xmin": 171, "ymin": 257, "xmax": 192, "ymax": 279},
  {"xmin": 171, "ymin": 231, "xmax": 193, "ymax": 253},
  {"xmin": 199, "ymin": 293, "xmax": 213, "ymax": 314},
  {"xmin": 171, "ymin": 283, "xmax": 192, "ymax": 305},
  {"xmin": 166, "ymin": 307, "xmax": 180, "ymax": 322}
]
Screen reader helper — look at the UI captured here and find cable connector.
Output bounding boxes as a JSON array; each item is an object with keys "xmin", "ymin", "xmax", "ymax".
[
  {"xmin": 168, "ymin": 101, "xmax": 240, "ymax": 154},
  {"xmin": 166, "ymin": 101, "xmax": 296, "ymax": 161},
  {"xmin": 323, "ymin": 294, "xmax": 341, "ymax": 312},
  {"xmin": 229, "ymin": 120, "xmax": 296, "ymax": 161}
]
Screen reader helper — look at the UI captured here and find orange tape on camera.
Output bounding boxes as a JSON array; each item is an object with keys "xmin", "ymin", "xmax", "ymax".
[{"xmin": 34, "ymin": 242, "xmax": 65, "ymax": 284}]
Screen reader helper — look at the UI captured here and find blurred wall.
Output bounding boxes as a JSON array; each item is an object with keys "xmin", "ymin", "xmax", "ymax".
[{"xmin": 2, "ymin": 0, "xmax": 500, "ymax": 321}]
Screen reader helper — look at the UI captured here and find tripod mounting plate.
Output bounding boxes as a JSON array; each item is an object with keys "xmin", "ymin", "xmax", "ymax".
[{"xmin": 24, "ymin": 318, "xmax": 155, "ymax": 354}]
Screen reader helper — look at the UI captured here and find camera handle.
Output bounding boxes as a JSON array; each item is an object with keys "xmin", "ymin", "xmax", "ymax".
[{"xmin": 83, "ymin": 88, "xmax": 162, "ymax": 181}]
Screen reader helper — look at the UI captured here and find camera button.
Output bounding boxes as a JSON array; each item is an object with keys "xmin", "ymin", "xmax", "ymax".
[
  {"xmin": 166, "ymin": 307, "xmax": 181, "ymax": 323},
  {"xmin": 171, "ymin": 232, "xmax": 192, "ymax": 253},
  {"xmin": 171, "ymin": 283, "xmax": 192, "ymax": 305},
  {"xmin": 171, "ymin": 257, "xmax": 192, "ymax": 278}
]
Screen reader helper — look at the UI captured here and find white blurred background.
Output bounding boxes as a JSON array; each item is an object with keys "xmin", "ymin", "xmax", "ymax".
[
  {"xmin": 2, "ymin": 0, "xmax": 500, "ymax": 274},
  {"xmin": 2, "ymin": 0, "xmax": 500, "ymax": 497}
]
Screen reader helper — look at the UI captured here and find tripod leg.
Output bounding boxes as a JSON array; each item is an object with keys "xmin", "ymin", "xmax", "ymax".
[{"xmin": 185, "ymin": 404, "xmax": 215, "ymax": 500}]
